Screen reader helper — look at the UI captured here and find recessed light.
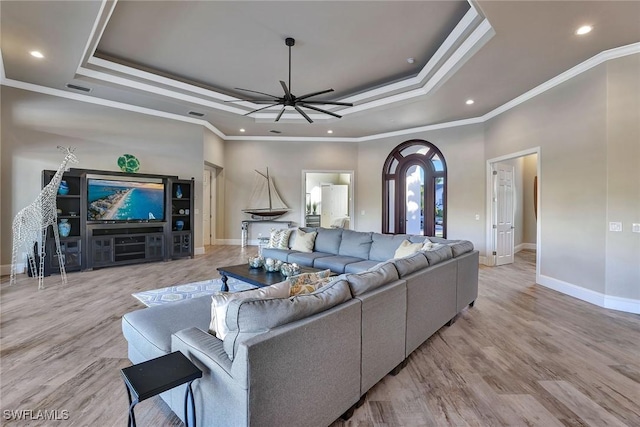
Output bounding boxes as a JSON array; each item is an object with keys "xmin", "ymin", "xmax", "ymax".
[
  {"xmin": 30, "ymin": 50, "xmax": 44, "ymax": 59},
  {"xmin": 406, "ymin": 58, "xmax": 415, "ymax": 64},
  {"xmin": 327, "ymin": 130, "xmax": 333, "ymax": 134},
  {"xmin": 466, "ymin": 99, "xmax": 474, "ymax": 105},
  {"xmin": 576, "ymin": 25, "xmax": 592, "ymax": 35},
  {"xmin": 239, "ymin": 128, "xmax": 245, "ymax": 132}
]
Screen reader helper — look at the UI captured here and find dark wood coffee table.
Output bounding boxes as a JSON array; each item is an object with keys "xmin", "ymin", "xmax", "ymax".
[{"xmin": 217, "ymin": 263, "xmax": 325, "ymax": 291}]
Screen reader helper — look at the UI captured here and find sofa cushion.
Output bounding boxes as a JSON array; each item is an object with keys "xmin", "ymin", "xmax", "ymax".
[
  {"xmin": 369, "ymin": 233, "xmax": 411, "ymax": 261},
  {"xmin": 338, "ymin": 230, "xmax": 373, "ymax": 259},
  {"xmin": 394, "ymin": 240, "xmax": 423, "ymax": 258},
  {"xmin": 344, "ymin": 260, "xmax": 380, "ymax": 274},
  {"xmin": 313, "ymin": 255, "xmax": 365, "ymax": 274},
  {"xmin": 422, "ymin": 245, "xmax": 453, "ymax": 265},
  {"xmin": 261, "ymin": 248, "xmax": 297, "ymax": 262},
  {"xmin": 209, "ymin": 281, "xmax": 290, "ymax": 340},
  {"xmin": 314, "ymin": 227, "xmax": 343, "ymax": 254},
  {"xmin": 223, "ymin": 279, "xmax": 352, "ymax": 360},
  {"xmin": 449, "ymin": 240, "xmax": 474, "ymax": 257},
  {"xmin": 268, "ymin": 228, "xmax": 293, "ymax": 249},
  {"xmin": 291, "ymin": 229, "xmax": 317, "ymax": 253},
  {"xmin": 345, "ymin": 262, "xmax": 399, "ymax": 296},
  {"xmin": 393, "ymin": 252, "xmax": 429, "ymax": 277},
  {"xmin": 288, "ymin": 251, "xmax": 333, "ymax": 267}
]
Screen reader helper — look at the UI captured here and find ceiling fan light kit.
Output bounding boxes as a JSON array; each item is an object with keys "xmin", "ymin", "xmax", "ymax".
[{"xmin": 230, "ymin": 37, "xmax": 353, "ymax": 123}]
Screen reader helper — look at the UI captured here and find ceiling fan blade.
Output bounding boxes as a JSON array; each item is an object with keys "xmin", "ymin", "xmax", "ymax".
[
  {"xmin": 275, "ymin": 106, "xmax": 286, "ymax": 122},
  {"xmin": 224, "ymin": 98, "xmax": 279, "ymax": 103},
  {"xmin": 299, "ymin": 103, "xmax": 343, "ymax": 119},
  {"xmin": 244, "ymin": 103, "xmax": 280, "ymax": 116},
  {"xmin": 302, "ymin": 100, "xmax": 354, "ymax": 107},
  {"xmin": 280, "ymin": 81, "xmax": 292, "ymax": 101},
  {"xmin": 296, "ymin": 88, "xmax": 334, "ymax": 101},
  {"xmin": 294, "ymin": 105, "xmax": 313, "ymax": 123},
  {"xmin": 235, "ymin": 87, "xmax": 281, "ymax": 98}
]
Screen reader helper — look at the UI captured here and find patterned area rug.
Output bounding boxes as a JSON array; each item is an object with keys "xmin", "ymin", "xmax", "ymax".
[{"xmin": 132, "ymin": 277, "xmax": 257, "ymax": 307}]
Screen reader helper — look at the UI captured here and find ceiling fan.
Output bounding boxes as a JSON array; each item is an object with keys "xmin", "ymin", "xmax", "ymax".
[{"xmin": 228, "ymin": 37, "xmax": 353, "ymax": 123}]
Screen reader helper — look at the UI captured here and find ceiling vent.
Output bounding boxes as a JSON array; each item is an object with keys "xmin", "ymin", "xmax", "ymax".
[
  {"xmin": 269, "ymin": 130, "xmax": 282, "ymax": 134},
  {"xmin": 188, "ymin": 111, "xmax": 204, "ymax": 117},
  {"xmin": 66, "ymin": 83, "xmax": 91, "ymax": 92}
]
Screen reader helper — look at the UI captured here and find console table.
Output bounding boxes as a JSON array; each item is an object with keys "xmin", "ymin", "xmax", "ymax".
[{"xmin": 240, "ymin": 220, "xmax": 293, "ymax": 248}]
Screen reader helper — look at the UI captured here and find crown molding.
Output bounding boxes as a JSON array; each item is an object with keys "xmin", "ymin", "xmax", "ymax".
[{"xmin": 2, "ymin": 36, "xmax": 638, "ymax": 143}]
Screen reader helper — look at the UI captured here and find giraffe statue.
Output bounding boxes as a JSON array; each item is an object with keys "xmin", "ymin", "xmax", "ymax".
[{"xmin": 10, "ymin": 146, "xmax": 79, "ymax": 289}]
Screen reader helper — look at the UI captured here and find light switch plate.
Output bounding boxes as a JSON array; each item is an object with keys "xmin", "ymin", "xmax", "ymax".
[
  {"xmin": 632, "ymin": 223, "xmax": 640, "ymax": 233},
  {"xmin": 609, "ymin": 222, "xmax": 623, "ymax": 232}
]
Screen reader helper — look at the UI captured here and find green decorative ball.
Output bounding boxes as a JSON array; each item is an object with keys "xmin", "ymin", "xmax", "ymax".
[{"xmin": 117, "ymin": 154, "xmax": 140, "ymax": 173}]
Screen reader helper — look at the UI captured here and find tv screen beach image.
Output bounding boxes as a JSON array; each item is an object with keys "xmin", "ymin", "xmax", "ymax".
[{"xmin": 88, "ymin": 179, "xmax": 164, "ymax": 221}]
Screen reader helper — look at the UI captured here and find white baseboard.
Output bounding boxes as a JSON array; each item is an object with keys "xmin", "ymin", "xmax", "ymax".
[
  {"xmin": 194, "ymin": 247, "xmax": 205, "ymax": 256},
  {"xmin": 538, "ymin": 274, "xmax": 639, "ymax": 314},
  {"xmin": 213, "ymin": 239, "xmax": 244, "ymax": 245},
  {"xmin": 1, "ymin": 263, "xmax": 25, "ymax": 277},
  {"xmin": 479, "ymin": 255, "xmax": 489, "ymax": 265},
  {"xmin": 515, "ymin": 243, "xmax": 536, "ymax": 253}
]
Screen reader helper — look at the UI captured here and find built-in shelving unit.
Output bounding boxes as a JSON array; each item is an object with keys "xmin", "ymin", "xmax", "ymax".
[{"xmin": 42, "ymin": 169, "xmax": 194, "ymax": 274}]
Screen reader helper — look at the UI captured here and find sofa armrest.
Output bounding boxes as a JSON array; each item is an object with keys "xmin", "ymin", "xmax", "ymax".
[{"xmin": 171, "ymin": 327, "xmax": 238, "ymax": 386}]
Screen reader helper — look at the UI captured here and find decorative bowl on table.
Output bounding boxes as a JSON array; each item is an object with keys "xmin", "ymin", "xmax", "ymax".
[
  {"xmin": 248, "ymin": 256, "xmax": 264, "ymax": 268},
  {"xmin": 263, "ymin": 258, "xmax": 282, "ymax": 272},
  {"xmin": 280, "ymin": 263, "xmax": 301, "ymax": 277}
]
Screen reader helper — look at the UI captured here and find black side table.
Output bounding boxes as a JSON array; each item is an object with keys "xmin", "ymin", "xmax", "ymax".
[{"xmin": 121, "ymin": 351, "xmax": 202, "ymax": 427}]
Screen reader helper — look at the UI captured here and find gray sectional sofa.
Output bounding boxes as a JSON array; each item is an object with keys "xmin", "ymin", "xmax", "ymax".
[{"xmin": 122, "ymin": 228, "xmax": 479, "ymax": 426}]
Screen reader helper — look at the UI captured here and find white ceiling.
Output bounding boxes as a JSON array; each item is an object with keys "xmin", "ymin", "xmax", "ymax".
[{"xmin": 2, "ymin": 0, "xmax": 639, "ymax": 140}]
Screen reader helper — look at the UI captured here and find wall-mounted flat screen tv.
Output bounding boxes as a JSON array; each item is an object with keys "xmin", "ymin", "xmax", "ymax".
[{"xmin": 87, "ymin": 176, "xmax": 165, "ymax": 222}]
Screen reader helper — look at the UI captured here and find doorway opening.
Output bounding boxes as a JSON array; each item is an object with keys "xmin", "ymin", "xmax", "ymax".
[{"xmin": 486, "ymin": 148, "xmax": 540, "ymax": 274}]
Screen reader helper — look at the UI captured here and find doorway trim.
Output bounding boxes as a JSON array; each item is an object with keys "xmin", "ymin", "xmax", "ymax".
[{"xmin": 485, "ymin": 147, "xmax": 541, "ymax": 280}]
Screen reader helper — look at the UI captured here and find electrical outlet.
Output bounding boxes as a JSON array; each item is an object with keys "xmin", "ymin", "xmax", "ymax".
[
  {"xmin": 632, "ymin": 223, "xmax": 640, "ymax": 233},
  {"xmin": 609, "ymin": 222, "xmax": 623, "ymax": 232}
]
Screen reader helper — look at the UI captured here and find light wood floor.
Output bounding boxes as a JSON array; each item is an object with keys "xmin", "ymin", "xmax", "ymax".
[{"xmin": 1, "ymin": 248, "xmax": 638, "ymax": 426}]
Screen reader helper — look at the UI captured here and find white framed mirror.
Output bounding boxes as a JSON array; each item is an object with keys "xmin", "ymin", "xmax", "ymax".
[{"xmin": 301, "ymin": 170, "xmax": 354, "ymax": 229}]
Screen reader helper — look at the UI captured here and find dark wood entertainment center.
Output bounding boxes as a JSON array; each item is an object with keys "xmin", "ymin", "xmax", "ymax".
[{"xmin": 43, "ymin": 168, "xmax": 194, "ymax": 274}]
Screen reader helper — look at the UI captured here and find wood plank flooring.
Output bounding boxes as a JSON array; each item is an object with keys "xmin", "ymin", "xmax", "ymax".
[{"xmin": 1, "ymin": 248, "xmax": 638, "ymax": 426}]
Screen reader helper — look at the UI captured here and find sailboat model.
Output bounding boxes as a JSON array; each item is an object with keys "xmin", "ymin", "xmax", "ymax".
[{"xmin": 243, "ymin": 168, "xmax": 291, "ymax": 220}]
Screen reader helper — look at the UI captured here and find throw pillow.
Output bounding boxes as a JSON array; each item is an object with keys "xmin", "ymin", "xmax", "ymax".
[
  {"xmin": 287, "ymin": 269, "xmax": 332, "ymax": 296},
  {"xmin": 268, "ymin": 228, "xmax": 293, "ymax": 249},
  {"xmin": 291, "ymin": 229, "xmax": 317, "ymax": 253},
  {"xmin": 209, "ymin": 280, "xmax": 290, "ymax": 339},
  {"xmin": 289, "ymin": 276, "xmax": 334, "ymax": 296},
  {"xmin": 421, "ymin": 241, "xmax": 444, "ymax": 251},
  {"xmin": 393, "ymin": 239, "xmax": 423, "ymax": 258}
]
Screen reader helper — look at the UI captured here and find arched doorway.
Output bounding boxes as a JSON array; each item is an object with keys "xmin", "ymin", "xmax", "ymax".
[{"xmin": 382, "ymin": 140, "xmax": 447, "ymax": 237}]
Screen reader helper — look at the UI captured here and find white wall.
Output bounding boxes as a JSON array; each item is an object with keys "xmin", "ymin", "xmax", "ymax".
[
  {"xmin": 356, "ymin": 125, "xmax": 486, "ymax": 256},
  {"xmin": 222, "ymin": 139, "xmax": 358, "ymax": 242},
  {"xmin": 0, "ymin": 86, "xmax": 206, "ymax": 267},
  {"xmin": 485, "ymin": 54, "xmax": 639, "ymax": 305}
]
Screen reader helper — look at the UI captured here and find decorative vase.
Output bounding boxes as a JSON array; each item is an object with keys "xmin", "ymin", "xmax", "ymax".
[
  {"xmin": 58, "ymin": 180, "xmax": 70, "ymax": 196},
  {"xmin": 176, "ymin": 185, "xmax": 183, "ymax": 199},
  {"xmin": 175, "ymin": 220, "xmax": 184, "ymax": 231},
  {"xmin": 58, "ymin": 219, "xmax": 71, "ymax": 237}
]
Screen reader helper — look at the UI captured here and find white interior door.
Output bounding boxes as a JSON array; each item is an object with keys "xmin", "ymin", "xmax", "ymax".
[
  {"xmin": 494, "ymin": 163, "xmax": 515, "ymax": 265},
  {"xmin": 320, "ymin": 184, "xmax": 349, "ymax": 227},
  {"xmin": 203, "ymin": 169, "xmax": 211, "ymax": 246}
]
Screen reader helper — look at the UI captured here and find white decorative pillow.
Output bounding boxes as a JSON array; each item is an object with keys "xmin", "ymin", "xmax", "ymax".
[
  {"xmin": 393, "ymin": 239, "xmax": 423, "ymax": 258},
  {"xmin": 291, "ymin": 229, "xmax": 317, "ymax": 253},
  {"xmin": 209, "ymin": 281, "xmax": 289, "ymax": 339},
  {"xmin": 268, "ymin": 228, "xmax": 293, "ymax": 249},
  {"xmin": 421, "ymin": 241, "xmax": 444, "ymax": 251}
]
